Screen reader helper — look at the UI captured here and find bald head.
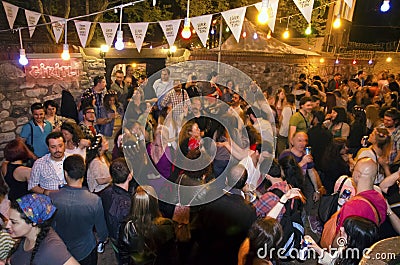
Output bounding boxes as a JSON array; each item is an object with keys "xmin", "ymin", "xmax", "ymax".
[
  {"xmin": 227, "ymin": 164, "xmax": 247, "ymax": 189},
  {"xmin": 353, "ymin": 157, "xmax": 378, "ymax": 185}
]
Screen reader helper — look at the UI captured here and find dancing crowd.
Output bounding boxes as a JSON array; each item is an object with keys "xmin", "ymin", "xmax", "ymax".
[{"xmin": 0, "ymin": 67, "xmax": 400, "ymax": 265}]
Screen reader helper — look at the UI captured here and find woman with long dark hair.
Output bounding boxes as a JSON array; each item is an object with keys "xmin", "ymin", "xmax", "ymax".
[
  {"xmin": 347, "ymin": 106, "xmax": 367, "ymax": 156},
  {"xmin": 7, "ymin": 194, "xmax": 79, "ymax": 265},
  {"xmin": 86, "ymin": 135, "xmax": 111, "ymax": 192},
  {"xmin": 278, "ymin": 155, "xmax": 305, "ymax": 190},
  {"xmin": 320, "ymin": 138, "xmax": 351, "ymax": 194},
  {"xmin": 306, "ymin": 216, "xmax": 379, "ymax": 265},
  {"xmin": 323, "ymin": 106, "xmax": 350, "ymax": 139},
  {"xmin": 118, "ymin": 186, "xmax": 177, "ymax": 265},
  {"xmin": 2, "ymin": 139, "xmax": 36, "ymax": 201},
  {"xmin": 238, "ymin": 218, "xmax": 282, "ymax": 265},
  {"xmin": 61, "ymin": 122, "xmax": 90, "ymax": 159}
]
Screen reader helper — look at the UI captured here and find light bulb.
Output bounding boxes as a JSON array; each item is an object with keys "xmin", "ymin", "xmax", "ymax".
[
  {"xmin": 258, "ymin": 6, "xmax": 269, "ymax": 24},
  {"xmin": 368, "ymin": 59, "xmax": 373, "ymax": 65},
  {"xmin": 242, "ymin": 31, "xmax": 247, "ymax": 38},
  {"xmin": 170, "ymin": 45, "xmax": 177, "ymax": 53},
  {"xmin": 115, "ymin": 30, "xmax": 124, "ymax": 50},
  {"xmin": 210, "ymin": 28, "xmax": 215, "ymax": 35},
  {"xmin": 305, "ymin": 24, "xmax": 312, "ymax": 35},
  {"xmin": 386, "ymin": 56, "xmax": 392, "ymax": 62},
  {"xmin": 225, "ymin": 27, "xmax": 230, "ymax": 32},
  {"xmin": 319, "ymin": 58, "xmax": 325, "ymax": 63},
  {"xmin": 333, "ymin": 16, "xmax": 341, "ymax": 29},
  {"xmin": 253, "ymin": 32, "xmax": 258, "ymax": 39},
  {"xmin": 283, "ymin": 29, "xmax": 289, "ymax": 39},
  {"xmin": 61, "ymin": 44, "xmax": 70, "ymax": 60},
  {"xmin": 19, "ymin": 49, "xmax": 28, "ymax": 66},
  {"xmin": 267, "ymin": 31, "xmax": 272, "ymax": 39},
  {"xmin": 100, "ymin": 44, "xmax": 109, "ymax": 53},
  {"xmin": 335, "ymin": 58, "xmax": 339, "ymax": 64},
  {"xmin": 352, "ymin": 59, "xmax": 357, "ymax": 65},
  {"xmin": 181, "ymin": 18, "xmax": 191, "ymax": 39},
  {"xmin": 380, "ymin": 0, "xmax": 390, "ymax": 12}
]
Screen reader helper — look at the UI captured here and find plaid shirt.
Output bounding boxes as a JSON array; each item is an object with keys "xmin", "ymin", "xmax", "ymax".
[
  {"xmin": 390, "ymin": 126, "xmax": 400, "ymax": 164},
  {"xmin": 28, "ymin": 154, "xmax": 67, "ymax": 191},
  {"xmin": 161, "ymin": 89, "xmax": 191, "ymax": 119},
  {"xmin": 254, "ymin": 181, "xmax": 290, "ymax": 221}
]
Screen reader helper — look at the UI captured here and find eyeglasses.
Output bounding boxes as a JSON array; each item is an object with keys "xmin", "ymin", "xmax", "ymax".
[{"xmin": 85, "ymin": 111, "xmax": 95, "ymax": 114}]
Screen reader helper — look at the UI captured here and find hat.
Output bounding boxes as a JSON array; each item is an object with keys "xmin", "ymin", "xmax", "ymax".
[{"xmin": 16, "ymin": 194, "xmax": 56, "ymax": 224}]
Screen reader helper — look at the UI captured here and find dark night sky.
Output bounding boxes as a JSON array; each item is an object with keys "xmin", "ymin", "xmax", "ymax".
[{"xmin": 350, "ymin": 0, "xmax": 400, "ymax": 43}]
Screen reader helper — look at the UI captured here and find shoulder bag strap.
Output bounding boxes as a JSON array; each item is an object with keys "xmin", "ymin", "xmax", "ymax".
[
  {"xmin": 337, "ymin": 177, "xmax": 349, "ymax": 194},
  {"xmin": 298, "ymin": 111, "xmax": 309, "ymax": 129},
  {"xmin": 29, "ymin": 121, "xmax": 34, "ymax": 147},
  {"xmin": 370, "ymin": 148, "xmax": 380, "ymax": 176},
  {"xmin": 354, "ymin": 195, "xmax": 381, "ymax": 224}
]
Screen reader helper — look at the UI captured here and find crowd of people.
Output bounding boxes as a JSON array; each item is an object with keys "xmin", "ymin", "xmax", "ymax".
[{"xmin": 0, "ymin": 66, "xmax": 399, "ymax": 265}]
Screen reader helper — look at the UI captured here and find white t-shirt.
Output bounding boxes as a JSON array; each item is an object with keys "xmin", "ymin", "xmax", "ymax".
[
  {"xmin": 279, "ymin": 105, "xmax": 295, "ymax": 137},
  {"xmin": 239, "ymin": 154, "xmax": 261, "ymax": 191}
]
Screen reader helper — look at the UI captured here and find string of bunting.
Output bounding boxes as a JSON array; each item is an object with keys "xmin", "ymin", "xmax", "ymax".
[{"xmin": 1, "ymin": 0, "xmax": 352, "ymax": 52}]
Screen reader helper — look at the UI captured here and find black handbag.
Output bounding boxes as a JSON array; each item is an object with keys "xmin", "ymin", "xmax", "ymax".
[{"xmin": 318, "ymin": 177, "xmax": 348, "ymax": 224}]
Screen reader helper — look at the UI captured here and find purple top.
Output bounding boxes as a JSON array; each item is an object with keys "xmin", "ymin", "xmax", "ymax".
[{"xmin": 147, "ymin": 144, "xmax": 172, "ymax": 179}]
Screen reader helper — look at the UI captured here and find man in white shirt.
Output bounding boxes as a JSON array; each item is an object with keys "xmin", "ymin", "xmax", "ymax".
[
  {"xmin": 29, "ymin": 131, "xmax": 67, "ymax": 195},
  {"xmin": 153, "ymin": 68, "xmax": 174, "ymax": 109}
]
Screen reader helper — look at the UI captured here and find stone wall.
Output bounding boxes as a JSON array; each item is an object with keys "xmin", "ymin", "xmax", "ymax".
[{"xmin": 0, "ymin": 53, "xmax": 106, "ymax": 161}]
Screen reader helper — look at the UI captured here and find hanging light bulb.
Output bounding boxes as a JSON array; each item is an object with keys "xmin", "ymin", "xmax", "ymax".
[
  {"xmin": 61, "ymin": 20, "xmax": 70, "ymax": 60},
  {"xmin": 335, "ymin": 58, "xmax": 340, "ymax": 64},
  {"xmin": 18, "ymin": 29, "xmax": 28, "ymax": 66},
  {"xmin": 61, "ymin": 44, "xmax": 70, "ymax": 60},
  {"xmin": 19, "ymin": 48, "xmax": 28, "ymax": 66},
  {"xmin": 333, "ymin": 15, "xmax": 341, "ymax": 29},
  {"xmin": 181, "ymin": 18, "xmax": 191, "ymax": 39},
  {"xmin": 305, "ymin": 24, "xmax": 312, "ymax": 35},
  {"xmin": 368, "ymin": 59, "xmax": 373, "ymax": 65},
  {"xmin": 150, "ymin": 45, "xmax": 153, "ymax": 49},
  {"xmin": 267, "ymin": 30, "xmax": 272, "ymax": 39},
  {"xmin": 352, "ymin": 59, "xmax": 357, "ymax": 64},
  {"xmin": 210, "ymin": 27, "xmax": 215, "ymax": 35},
  {"xmin": 258, "ymin": 0, "xmax": 269, "ymax": 24},
  {"xmin": 253, "ymin": 32, "xmax": 258, "ymax": 39},
  {"xmin": 115, "ymin": 7, "xmax": 125, "ymax": 50},
  {"xmin": 283, "ymin": 28, "xmax": 289, "ymax": 39},
  {"xmin": 386, "ymin": 56, "xmax": 392, "ymax": 62},
  {"xmin": 380, "ymin": 0, "xmax": 390, "ymax": 12},
  {"xmin": 115, "ymin": 30, "xmax": 124, "ymax": 50},
  {"xmin": 242, "ymin": 31, "xmax": 247, "ymax": 38},
  {"xmin": 225, "ymin": 27, "xmax": 230, "ymax": 32},
  {"xmin": 319, "ymin": 58, "xmax": 325, "ymax": 63}
]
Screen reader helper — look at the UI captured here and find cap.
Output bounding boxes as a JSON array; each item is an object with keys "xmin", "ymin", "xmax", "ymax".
[{"xmin": 16, "ymin": 194, "xmax": 56, "ymax": 224}]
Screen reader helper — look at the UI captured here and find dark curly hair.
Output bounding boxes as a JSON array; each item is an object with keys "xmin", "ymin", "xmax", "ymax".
[
  {"xmin": 10, "ymin": 200, "xmax": 54, "ymax": 265},
  {"xmin": 61, "ymin": 122, "xmax": 85, "ymax": 147}
]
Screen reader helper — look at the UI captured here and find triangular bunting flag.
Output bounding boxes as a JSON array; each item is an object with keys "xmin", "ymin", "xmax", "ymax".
[
  {"xmin": 25, "ymin": 10, "xmax": 41, "ymax": 38},
  {"xmin": 159, "ymin": 19, "xmax": 181, "ymax": 47},
  {"xmin": 221, "ymin": 6, "xmax": 246, "ymax": 43},
  {"xmin": 293, "ymin": 0, "xmax": 315, "ymax": 24},
  {"xmin": 2, "ymin": 1, "xmax": 19, "ymax": 29},
  {"xmin": 74, "ymin": 20, "xmax": 91, "ymax": 47},
  {"xmin": 128, "ymin": 22, "xmax": 149, "ymax": 53},
  {"xmin": 99, "ymin": 23, "xmax": 119, "ymax": 47},
  {"xmin": 49, "ymin": 16, "xmax": 64, "ymax": 43},
  {"xmin": 190, "ymin": 14, "xmax": 212, "ymax": 47},
  {"xmin": 344, "ymin": 0, "xmax": 353, "ymax": 8},
  {"xmin": 255, "ymin": 0, "xmax": 280, "ymax": 32}
]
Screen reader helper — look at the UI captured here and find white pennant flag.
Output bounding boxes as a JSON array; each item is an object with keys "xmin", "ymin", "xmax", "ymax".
[
  {"xmin": 25, "ymin": 10, "xmax": 41, "ymax": 38},
  {"xmin": 293, "ymin": 0, "xmax": 315, "ymax": 24},
  {"xmin": 255, "ymin": 0, "xmax": 280, "ymax": 32},
  {"xmin": 344, "ymin": 0, "xmax": 353, "ymax": 8},
  {"xmin": 74, "ymin": 20, "xmax": 91, "ymax": 47},
  {"xmin": 190, "ymin": 14, "xmax": 212, "ymax": 47},
  {"xmin": 49, "ymin": 16, "xmax": 64, "ymax": 43},
  {"xmin": 100, "ymin": 23, "xmax": 119, "ymax": 47},
  {"xmin": 221, "ymin": 6, "xmax": 246, "ymax": 43},
  {"xmin": 128, "ymin": 22, "xmax": 149, "ymax": 53},
  {"xmin": 2, "ymin": 1, "xmax": 19, "ymax": 29},
  {"xmin": 159, "ymin": 19, "xmax": 181, "ymax": 47}
]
